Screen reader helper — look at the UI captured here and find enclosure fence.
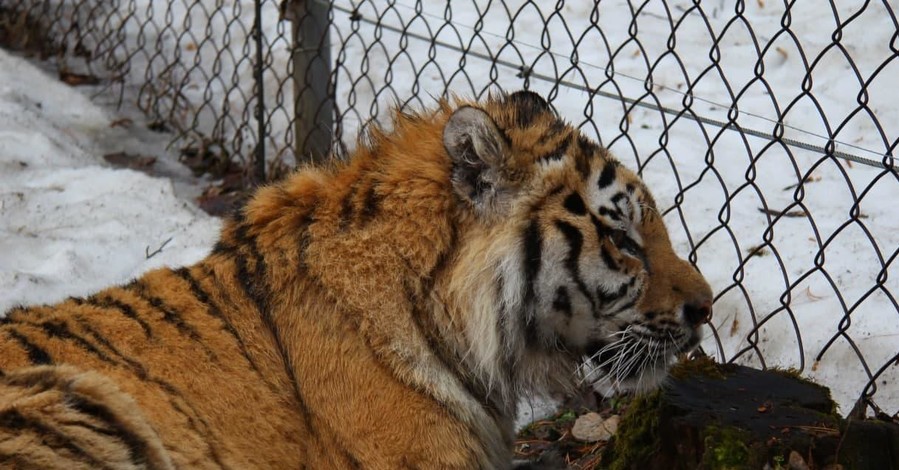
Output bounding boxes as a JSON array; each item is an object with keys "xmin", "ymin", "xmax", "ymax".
[{"xmin": 1, "ymin": 0, "xmax": 897, "ymax": 419}]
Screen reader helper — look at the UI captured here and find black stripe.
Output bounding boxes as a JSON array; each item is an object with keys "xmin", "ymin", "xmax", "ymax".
[
  {"xmin": 6, "ymin": 329, "xmax": 52, "ymax": 364},
  {"xmin": 539, "ymin": 150, "xmax": 565, "ymax": 163},
  {"xmin": 546, "ymin": 185, "xmax": 566, "ymax": 199},
  {"xmin": 127, "ymin": 281, "xmax": 210, "ymax": 350},
  {"xmin": 65, "ymin": 394, "xmax": 156, "ymax": 468},
  {"xmin": 554, "ymin": 220, "xmax": 598, "ymax": 313},
  {"xmin": 84, "ymin": 296, "xmax": 153, "ymax": 338},
  {"xmin": 342, "ymin": 449, "xmax": 363, "ymax": 469},
  {"xmin": 597, "ymin": 161, "xmax": 617, "ymax": 189},
  {"xmin": 590, "ymin": 214, "xmax": 622, "ymax": 270},
  {"xmin": 563, "ymin": 193, "xmax": 587, "ymax": 216},
  {"xmin": 57, "ymin": 418, "xmax": 119, "ymax": 437},
  {"xmin": 74, "ymin": 320, "xmax": 149, "ymax": 379},
  {"xmin": 173, "ymin": 267, "xmax": 265, "ymax": 378},
  {"xmin": 522, "ymin": 218, "xmax": 546, "ymax": 346},
  {"xmin": 0, "ymin": 408, "xmax": 111, "ymax": 469},
  {"xmin": 339, "ymin": 182, "xmax": 358, "ymax": 230},
  {"xmin": 597, "ymin": 282, "xmax": 629, "ymax": 305},
  {"xmin": 523, "ymin": 311, "xmax": 541, "ymax": 346},
  {"xmin": 211, "ymin": 241, "xmax": 228, "ymax": 256},
  {"xmin": 573, "ymin": 143, "xmax": 591, "ymax": 178},
  {"xmin": 217, "ymin": 217, "xmax": 320, "ymax": 446},
  {"xmin": 359, "ymin": 182, "xmax": 379, "ymax": 224},
  {"xmin": 577, "ymin": 134, "xmax": 598, "ymax": 157},
  {"xmin": 601, "ymin": 245, "xmax": 620, "ymax": 271},
  {"xmin": 552, "ymin": 286, "xmax": 572, "ymax": 317},
  {"xmin": 340, "ymin": 179, "xmax": 380, "ymax": 229},
  {"xmin": 0, "ymin": 367, "xmax": 59, "ymax": 393},
  {"xmin": 507, "ymin": 90, "xmax": 550, "ymax": 128},
  {"xmin": 600, "ymin": 280, "xmax": 639, "ymax": 317},
  {"xmin": 540, "ymin": 130, "xmax": 571, "ymax": 162},
  {"xmin": 642, "ymin": 319, "xmax": 664, "ymax": 333},
  {"xmin": 406, "ymin": 294, "xmax": 499, "ymax": 449},
  {"xmin": 232, "ymin": 224, "xmax": 269, "ymax": 315},
  {"xmin": 494, "ymin": 276, "xmax": 518, "ymax": 376},
  {"xmin": 409, "ymin": 299, "xmax": 493, "ymax": 414},
  {"xmin": 538, "ymin": 120, "xmax": 568, "ymax": 144},
  {"xmin": 3, "ymin": 305, "xmax": 28, "ymax": 321},
  {"xmin": 26, "ymin": 319, "xmax": 119, "ymax": 367},
  {"xmin": 297, "ymin": 214, "xmax": 316, "ymax": 269},
  {"xmin": 74, "ymin": 318, "xmax": 228, "ymax": 468},
  {"xmin": 231, "ymin": 227, "xmax": 305, "ymax": 422},
  {"xmin": 610, "ymin": 191, "xmax": 628, "ymax": 209},
  {"xmin": 590, "ymin": 214, "xmax": 610, "ymax": 238},
  {"xmin": 425, "ymin": 225, "xmax": 457, "ymax": 285},
  {"xmin": 609, "ymin": 299, "xmax": 638, "ymax": 316},
  {"xmin": 522, "ymin": 220, "xmax": 543, "ymax": 305},
  {"xmin": 206, "ymin": 252, "xmax": 317, "ymax": 444},
  {"xmin": 598, "ymin": 206, "xmax": 622, "ymax": 221}
]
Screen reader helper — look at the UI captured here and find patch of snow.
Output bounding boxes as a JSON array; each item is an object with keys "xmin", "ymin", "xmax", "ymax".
[{"xmin": 0, "ymin": 49, "xmax": 220, "ymax": 312}]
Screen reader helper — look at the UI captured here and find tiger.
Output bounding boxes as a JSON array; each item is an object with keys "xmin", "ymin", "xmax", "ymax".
[{"xmin": 0, "ymin": 90, "xmax": 713, "ymax": 469}]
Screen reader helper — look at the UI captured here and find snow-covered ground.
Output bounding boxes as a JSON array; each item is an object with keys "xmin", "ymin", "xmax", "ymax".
[
  {"xmin": 2, "ymin": 0, "xmax": 897, "ymax": 418},
  {"xmin": 0, "ymin": 50, "xmax": 220, "ymax": 311}
]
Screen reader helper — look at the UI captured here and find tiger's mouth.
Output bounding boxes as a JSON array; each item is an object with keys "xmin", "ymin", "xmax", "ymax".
[{"xmin": 579, "ymin": 323, "xmax": 704, "ymax": 392}]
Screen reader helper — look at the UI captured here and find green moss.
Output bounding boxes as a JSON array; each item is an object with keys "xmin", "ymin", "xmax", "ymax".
[
  {"xmin": 768, "ymin": 367, "xmax": 839, "ymax": 416},
  {"xmin": 668, "ymin": 355, "xmax": 726, "ymax": 381},
  {"xmin": 555, "ymin": 409, "xmax": 577, "ymax": 423},
  {"xmin": 767, "ymin": 367, "xmax": 802, "ymax": 380},
  {"xmin": 701, "ymin": 426, "xmax": 752, "ymax": 469},
  {"xmin": 601, "ymin": 390, "xmax": 663, "ymax": 470}
]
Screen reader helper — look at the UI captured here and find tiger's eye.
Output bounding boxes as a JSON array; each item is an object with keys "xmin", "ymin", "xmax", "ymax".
[{"xmin": 609, "ymin": 229, "xmax": 628, "ymax": 247}]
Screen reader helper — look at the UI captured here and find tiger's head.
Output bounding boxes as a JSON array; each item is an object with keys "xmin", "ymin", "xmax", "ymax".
[{"xmin": 439, "ymin": 91, "xmax": 713, "ymax": 399}]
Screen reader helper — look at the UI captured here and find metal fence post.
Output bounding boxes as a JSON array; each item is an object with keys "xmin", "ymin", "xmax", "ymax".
[
  {"xmin": 284, "ymin": 0, "xmax": 333, "ymax": 164},
  {"xmin": 252, "ymin": 0, "xmax": 267, "ymax": 184}
]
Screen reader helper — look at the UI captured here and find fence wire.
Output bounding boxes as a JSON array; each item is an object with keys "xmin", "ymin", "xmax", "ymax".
[{"xmin": 1, "ymin": 0, "xmax": 897, "ymax": 420}]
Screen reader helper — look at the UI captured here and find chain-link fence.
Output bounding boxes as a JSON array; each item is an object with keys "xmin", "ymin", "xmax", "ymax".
[{"xmin": 1, "ymin": 0, "xmax": 897, "ymax": 419}]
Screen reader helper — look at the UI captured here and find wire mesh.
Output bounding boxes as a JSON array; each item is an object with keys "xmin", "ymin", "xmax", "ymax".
[{"xmin": 1, "ymin": 0, "xmax": 896, "ymax": 419}]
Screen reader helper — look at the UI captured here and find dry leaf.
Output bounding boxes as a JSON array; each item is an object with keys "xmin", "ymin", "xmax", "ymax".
[
  {"xmin": 804, "ymin": 286, "xmax": 825, "ymax": 301},
  {"xmin": 103, "ymin": 152, "xmax": 157, "ymax": 170},
  {"xmin": 729, "ymin": 316, "xmax": 740, "ymax": 337},
  {"xmin": 109, "ymin": 118, "xmax": 134, "ymax": 128},
  {"xmin": 59, "ymin": 70, "xmax": 101, "ymax": 86}
]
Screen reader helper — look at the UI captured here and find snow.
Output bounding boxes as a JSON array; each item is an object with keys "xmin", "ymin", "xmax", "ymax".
[
  {"xmin": 1, "ymin": 0, "xmax": 897, "ymax": 420},
  {"xmin": 0, "ymin": 50, "xmax": 220, "ymax": 311}
]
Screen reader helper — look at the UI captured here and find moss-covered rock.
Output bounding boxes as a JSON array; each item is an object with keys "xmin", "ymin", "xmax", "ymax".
[{"xmin": 599, "ymin": 359, "xmax": 899, "ymax": 469}]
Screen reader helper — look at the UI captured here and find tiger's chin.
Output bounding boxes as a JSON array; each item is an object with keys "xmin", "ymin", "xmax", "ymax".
[{"xmin": 580, "ymin": 325, "xmax": 705, "ymax": 396}]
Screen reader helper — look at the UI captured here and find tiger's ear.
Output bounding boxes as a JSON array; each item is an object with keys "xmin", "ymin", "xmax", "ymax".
[{"xmin": 443, "ymin": 106, "xmax": 511, "ymax": 217}]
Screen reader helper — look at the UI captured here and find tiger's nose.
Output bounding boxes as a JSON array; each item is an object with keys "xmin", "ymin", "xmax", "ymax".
[{"xmin": 683, "ymin": 300, "xmax": 713, "ymax": 327}]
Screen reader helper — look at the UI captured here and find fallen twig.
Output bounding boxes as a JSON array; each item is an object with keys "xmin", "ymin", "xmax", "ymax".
[{"xmin": 145, "ymin": 237, "xmax": 173, "ymax": 259}]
